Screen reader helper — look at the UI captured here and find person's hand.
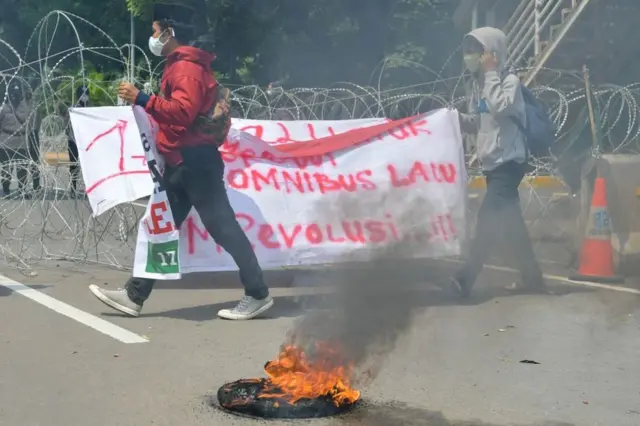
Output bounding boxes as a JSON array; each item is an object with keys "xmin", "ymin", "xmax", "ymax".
[
  {"xmin": 118, "ymin": 82, "xmax": 139, "ymax": 104},
  {"xmin": 480, "ymin": 51, "xmax": 498, "ymax": 71}
]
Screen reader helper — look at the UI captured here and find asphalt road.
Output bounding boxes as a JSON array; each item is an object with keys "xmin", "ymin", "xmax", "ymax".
[{"xmin": 1, "ymin": 258, "xmax": 640, "ymax": 426}]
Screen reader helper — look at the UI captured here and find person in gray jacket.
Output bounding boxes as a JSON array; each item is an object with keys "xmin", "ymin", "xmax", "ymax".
[
  {"xmin": 0, "ymin": 82, "xmax": 41, "ymax": 198},
  {"xmin": 451, "ymin": 27, "xmax": 546, "ymax": 297}
]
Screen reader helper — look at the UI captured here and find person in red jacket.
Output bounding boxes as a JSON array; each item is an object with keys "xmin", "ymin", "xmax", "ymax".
[{"xmin": 88, "ymin": 3, "xmax": 272, "ymax": 320}]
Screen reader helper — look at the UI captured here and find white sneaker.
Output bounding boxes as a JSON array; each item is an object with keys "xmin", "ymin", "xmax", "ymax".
[
  {"xmin": 217, "ymin": 295, "xmax": 274, "ymax": 320},
  {"xmin": 89, "ymin": 285, "xmax": 142, "ymax": 317}
]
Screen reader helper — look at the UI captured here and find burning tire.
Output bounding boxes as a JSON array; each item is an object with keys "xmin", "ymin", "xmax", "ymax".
[
  {"xmin": 217, "ymin": 379, "xmax": 357, "ymax": 418},
  {"xmin": 216, "ymin": 343, "xmax": 360, "ymax": 419}
]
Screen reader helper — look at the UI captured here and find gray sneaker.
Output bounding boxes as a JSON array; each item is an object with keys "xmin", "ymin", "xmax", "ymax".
[
  {"xmin": 89, "ymin": 285, "xmax": 141, "ymax": 317},
  {"xmin": 217, "ymin": 295, "xmax": 274, "ymax": 320}
]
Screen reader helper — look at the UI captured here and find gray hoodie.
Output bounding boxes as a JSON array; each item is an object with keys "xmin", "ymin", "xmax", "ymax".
[
  {"xmin": 459, "ymin": 27, "xmax": 527, "ymax": 171},
  {"xmin": 0, "ymin": 99, "xmax": 40, "ymax": 151}
]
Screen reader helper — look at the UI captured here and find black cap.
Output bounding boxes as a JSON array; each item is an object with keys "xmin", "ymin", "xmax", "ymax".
[
  {"xmin": 153, "ymin": 2, "xmax": 196, "ymax": 27},
  {"xmin": 153, "ymin": 2, "xmax": 198, "ymax": 42}
]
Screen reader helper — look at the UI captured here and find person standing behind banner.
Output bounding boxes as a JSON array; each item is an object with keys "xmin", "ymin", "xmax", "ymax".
[
  {"xmin": 88, "ymin": 2, "xmax": 272, "ymax": 320},
  {"xmin": 64, "ymin": 85, "xmax": 91, "ymax": 198},
  {"xmin": 0, "ymin": 82, "xmax": 41, "ymax": 199},
  {"xmin": 449, "ymin": 27, "xmax": 547, "ymax": 298}
]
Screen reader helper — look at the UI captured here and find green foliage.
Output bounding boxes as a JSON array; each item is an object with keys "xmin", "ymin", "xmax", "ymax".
[
  {"xmin": 46, "ymin": 62, "xmax": 123, "ymax": 110},
  {"xmin": 4, "ymin": 0, "xmax": 458, "ymax": 88},
  {"xmin": 126, "ymin": 0, "xmax": 155, "ymax": 17},
  {"xmin": 84, "ymin": 69, "xmax": 121, "ymax": 106}
]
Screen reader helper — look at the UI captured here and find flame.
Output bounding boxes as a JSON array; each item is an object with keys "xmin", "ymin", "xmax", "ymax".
[{"xmin": 258, "ymin": 342, "xmax": 360, "ymax": 406}]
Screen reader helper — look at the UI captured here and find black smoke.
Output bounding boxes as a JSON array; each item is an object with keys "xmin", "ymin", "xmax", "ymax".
[{"xmin": 281, "ymin": 189, "xmax": 455, "ymax": 386}]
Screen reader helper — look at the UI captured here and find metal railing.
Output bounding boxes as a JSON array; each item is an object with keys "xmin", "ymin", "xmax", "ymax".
[
  {"xmin": 523, "ymin": 0, "xmax": 591, "ymax": 85},
  {"xmin": 505, "ymin": 0, "xmax": 568, "ymax": 68},
  {"xmin": 504, "ymin": 0, "xmax": 593, "ymax": 84}
]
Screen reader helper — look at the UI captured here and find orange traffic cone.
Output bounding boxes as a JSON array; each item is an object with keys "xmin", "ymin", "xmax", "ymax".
[{"xmin": 570, "ymin": 177, "xmax": 624, "ymax": 283}]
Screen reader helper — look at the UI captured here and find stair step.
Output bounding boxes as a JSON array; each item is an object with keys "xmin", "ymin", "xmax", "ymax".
[
  {"xmin": 549, "ymin": 24, "xmax": 563, "ymax": 41},
  {"xmin": 539, "ymin": 40, "xmax": 549, "ymax": 53},
  {"xmin": 515, "ymin": 0, "xmax": 640, "ymax": 85},
  {"xmin": 560, "ymin": 7, "xmax": 573, "ymax": 22}
]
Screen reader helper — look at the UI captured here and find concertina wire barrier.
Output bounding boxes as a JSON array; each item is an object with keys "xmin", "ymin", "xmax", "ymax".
[{"xmin": 1, "ymin": 11, "xmax": 638, "ymax": 272}]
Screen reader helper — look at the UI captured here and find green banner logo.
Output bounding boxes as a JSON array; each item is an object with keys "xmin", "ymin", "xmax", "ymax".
[{"xmin": 145, "ymin": 240, "xmax": 179, "ymax": 274}]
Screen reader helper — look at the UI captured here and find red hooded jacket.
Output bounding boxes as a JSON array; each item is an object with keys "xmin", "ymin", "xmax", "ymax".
[{"xmin": 142, "ymin": 46, "xmax": 218, "ymax": 166}]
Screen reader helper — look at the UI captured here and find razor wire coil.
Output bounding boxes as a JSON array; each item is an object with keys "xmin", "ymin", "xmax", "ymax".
[{"xmin": 0, "ymin": 11, "xmax": 636, "ymax": 272}]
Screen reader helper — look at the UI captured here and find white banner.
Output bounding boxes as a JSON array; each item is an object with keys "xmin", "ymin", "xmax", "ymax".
[
  {"xmin": 69, "ymin": 108, "xmax": 386, "ymax": 215},
  {"xmin": 69, "ymin": 107, "xmax": 154, "ymax": 216},
  {"xmin": 71, "ymin": 107, "xmax": 467, "ymax": 278},
  {"xmin": 132, "ymin": 107, "xmax": 182, "ymax": 279}
]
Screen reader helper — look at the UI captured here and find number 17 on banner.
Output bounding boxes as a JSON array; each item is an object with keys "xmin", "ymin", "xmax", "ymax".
[
  {"xmin": 145, "ymin": 240, "xmax": 179, "ymax": 274},
  {"xmin": 142, "ymin": 197, "xmax": 180, "ymax": 275}
]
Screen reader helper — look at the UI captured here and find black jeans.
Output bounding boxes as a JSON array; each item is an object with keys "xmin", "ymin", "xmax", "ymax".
[
  {"xmin": 67, "ymin": 138, "xmax": 80, "ymax": 191},
  {"xmin": 125, "ymin": 145, "xmax": 269, "ymax": 305},
  {"xmin": 455, "ymin": 161, "xmax": 544, "ymax": 290},
  {"xmin": 0, "ymin": 139, "xmax": 40, "ymax": 193}
]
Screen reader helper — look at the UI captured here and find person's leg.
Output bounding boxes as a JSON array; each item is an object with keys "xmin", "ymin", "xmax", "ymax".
[
  {"xmin": 181, "ymin": 145, "xmax": 271, "ymax": 320},
  {"xmin": 28, "ymin": 134, "xmax": 41, "ymax": 192},
  {"xmin": 498, "ymin": 163, "xmax": 545, "ymax": 290},
  {"xmin": 452, "ymin": 171, "xmax": 502, "ymax": 297},
  {"xmin": 125, "ymin": 165, "xmax": 192, "ymax": 304},
  {"xmin": 0, "ymin": 149, "xmax": 11, "ymax": 195},
  {"xmin": 67, "ymin": 138, "xmax": 80, "ymax": 195},
  {"xmin": 15, "ymin": 149, "xmax": 30, "ymax": 196},
  {"xmin": 89, "ymin": 165, "xmax": 193, "ymax": 316}
]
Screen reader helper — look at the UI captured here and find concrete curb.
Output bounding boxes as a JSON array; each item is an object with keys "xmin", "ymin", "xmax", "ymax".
[{"xmin": 468, "ymin": 175, "xmax": 566, "ymax": 190}]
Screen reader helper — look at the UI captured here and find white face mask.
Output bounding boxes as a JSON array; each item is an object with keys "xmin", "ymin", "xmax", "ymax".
[
  {"xmin": 148, "ymin": 29, "xmax": 173, "ymax": 57},
  {"xmin": 463, "ymin": 53, "xmax": 481, "ymax": 73}
]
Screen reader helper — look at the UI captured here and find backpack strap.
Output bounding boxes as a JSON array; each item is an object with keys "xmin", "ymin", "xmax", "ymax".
[
  {"xmin": 506, "ymin": 81, "xmax": 530, "ymax": 161},
  {"xmin": 505, "ymin": 75, "xmax": 526, "ymax": 131},
  {"xmin": 212, "ymin": 85, "xmax": 230, "ymax": 118}
]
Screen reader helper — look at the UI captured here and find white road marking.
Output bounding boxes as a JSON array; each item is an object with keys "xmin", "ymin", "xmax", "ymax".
[
  {"xmin": 543, "ymin": 272, "xmax": 640, "ymax": 294},
  {"xmin": 443, "ymin": 259, "xmax": 640, "ymax": 294},
  {"xmin": 0, "ymin": 275, "xmax": 148, "ymax": 343}
]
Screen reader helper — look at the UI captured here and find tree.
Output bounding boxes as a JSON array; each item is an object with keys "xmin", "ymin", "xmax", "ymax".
[{"xmin": 2, "ymin": 0, "xmax": 458, "ymax": 88}]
